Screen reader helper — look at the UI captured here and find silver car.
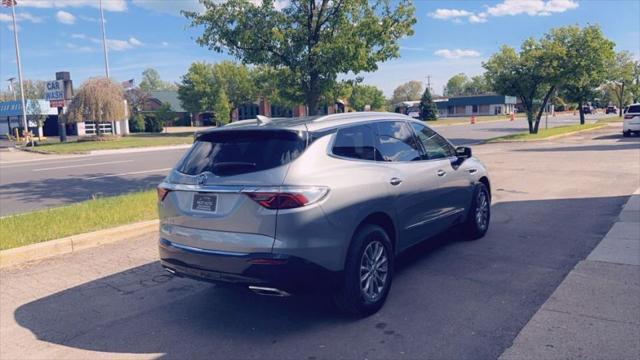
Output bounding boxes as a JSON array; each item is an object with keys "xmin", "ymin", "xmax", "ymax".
[{"xmin": 158, "ymin": 112, "xmax": 491, "ymax": 316}]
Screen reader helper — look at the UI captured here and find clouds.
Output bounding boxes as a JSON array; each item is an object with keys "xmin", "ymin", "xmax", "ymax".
[
  {"xmin": 17, "ymin": 0, "xmax": 126, "ymax": 12},
  {"xmin": 434, "ymin": 49, "xmax": 481, "ymax": 59},
  {"xmin": 67, "ymin": 34, "xmax": 144, "ymax": 52},
  {"xmin": 56, "ymin": 10, "xmax": 75, "ymax": 25},
  {"xmin": 429, "ymin": 0, "xmax": 579, "ymax": 24},
  {"xmin": 0, "ymin": 12, "xmax": 43, "ymax": 23},
  {"xmin": 131, "ymin": 0, "xmax": 203, "ymax": 15}
]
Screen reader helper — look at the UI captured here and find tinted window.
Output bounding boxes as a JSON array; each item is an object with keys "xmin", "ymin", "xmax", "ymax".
[
  {"xmin": 178, "ymin": 130, "xmax": 306, "ymax": 176},
  {"xmin": 332, "ymin": 124, "xmax": 376, "ymax": 161},
  {"xmin": 374, "ymin": 121, "xmax": 422, "ymax": 162},
  {"xmin": 627, "ymin": 105, "xmax": 640, "ymax": 113},
  {"xmin": 410, "ymin": 123, "xmax": 455, "ymax": 160}
]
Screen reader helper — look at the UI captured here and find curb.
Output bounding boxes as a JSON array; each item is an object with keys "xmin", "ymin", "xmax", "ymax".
[
  {"xmin": 485, "ymin": 124, "xmax": 607, "ymax": 144},
  {"xmin": 17, "ymin": 144, "xmax": 191, "ymax": 156},
  {"xmin": 0, "ymin": 219, "xmax": 159, "ymax": 269}
]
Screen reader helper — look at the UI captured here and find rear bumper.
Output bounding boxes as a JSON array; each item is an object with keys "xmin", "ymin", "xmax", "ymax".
[
  {"xmin": 623, "ymin": 121, "xmax": 640, "ymax": 132},
  {"xmin": 159, "ymin": 238, "xmax": 341, "ymax": 293}
]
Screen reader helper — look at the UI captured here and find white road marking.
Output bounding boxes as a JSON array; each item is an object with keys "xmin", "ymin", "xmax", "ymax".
[
  {"xmin": 84, "ymin": 168, "xmax": 172, "ymax": 180},
  {"xmin": 33, "ymin": 160, "xmax": 134, "ymax": 172}
]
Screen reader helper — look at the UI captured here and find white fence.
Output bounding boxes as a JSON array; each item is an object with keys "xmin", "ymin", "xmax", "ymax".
[{"xmin": 84, "ymin": 121, "xmax": 113, "ymax": 135}]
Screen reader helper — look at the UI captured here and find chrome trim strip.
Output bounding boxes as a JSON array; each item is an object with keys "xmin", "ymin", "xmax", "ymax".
[
  {"xmin": 164, "ymin": 239, "xmax": 250, "ymax": 257},
  {"xmin": 405, "ymin": 209, "xmax": 465, "ymax": 230}
]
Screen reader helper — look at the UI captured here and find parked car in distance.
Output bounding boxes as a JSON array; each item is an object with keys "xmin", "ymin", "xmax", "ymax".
[
  {"xmin": 623, "ymin": 103, "xmax": 640, "ymax": 137},
  {"xmin": 582, "ymin": 106, "xmax": 592, "ymax": 114},
  {"xmin": 157, "ymin": 112, "xmax": 491, "ymax": 316},
  {"xmin": 606, "ymin": 106, "xmax": 618, "ymax": 114}
]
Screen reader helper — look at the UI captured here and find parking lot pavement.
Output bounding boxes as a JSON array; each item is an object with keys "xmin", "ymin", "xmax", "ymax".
[{"xmin": 1, "ymin": 126, "xmax": 639, "ymax": 359}]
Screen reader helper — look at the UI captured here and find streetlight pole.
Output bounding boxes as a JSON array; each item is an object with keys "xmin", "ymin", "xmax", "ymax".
[
  {"xmin": 8, "ymin": 1, "xmax": 28, "ymax": 136},
  {"xmin": 99, "ymin": 0, "xmax": 110, "ymax": 78}
]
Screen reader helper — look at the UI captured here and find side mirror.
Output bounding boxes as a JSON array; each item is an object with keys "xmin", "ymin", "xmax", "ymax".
[{"xmin": 455, "ymin": 146, "xmax": 472, "ymax": 159}]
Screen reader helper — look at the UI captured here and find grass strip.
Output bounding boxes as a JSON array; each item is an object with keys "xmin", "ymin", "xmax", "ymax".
[
  {"xmin": 486, "ymin": 124, "xmax": 605, "ymax": 143},
  {"xmin": 32, "ymin": 133, "xmax": 193, "ymax": 154},
  {"xmin": 0, "ymin": 190, "xmax": 158, "ymax": 250}
]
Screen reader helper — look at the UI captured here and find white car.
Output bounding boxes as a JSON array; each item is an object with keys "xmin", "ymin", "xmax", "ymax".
[{"xmin": 623, "ymin": 103, "xmax": 640, "ymax": 137}]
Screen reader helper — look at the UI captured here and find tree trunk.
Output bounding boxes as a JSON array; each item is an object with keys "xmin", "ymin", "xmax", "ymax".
[
  {"xmin": 306, "ymin": 90, "xmax": 320, "ymax": 116},
  {"xmin": 526, "ymin": 110, "xmax": 535, "ymax": 134},
  {"xmin": 619, "ymin": 83, "xmax": 625, "ymax": 117},
  {"xmin": 533, "ymin": 85, "xmax": 555, "ymax": 134},
  {"xmin": 578, "ymin": 101, "xmax": 585, "ymax": 125}
]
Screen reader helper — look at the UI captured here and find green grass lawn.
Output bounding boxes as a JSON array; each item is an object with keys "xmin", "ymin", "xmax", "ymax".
[
  {"xmin": 486, "ymin": 123, "xmax": 605, "ymax": 143},
  {"xmin": 596, "ymin": 116, "xmax": 625, "ymax": 124},
  {"xmin": 32, "ymin": 132, "xmax": 193, "ymax": 154},
  {"xmin": 0, "ymin": 191, "xmax": 158, "ymax": 250}
]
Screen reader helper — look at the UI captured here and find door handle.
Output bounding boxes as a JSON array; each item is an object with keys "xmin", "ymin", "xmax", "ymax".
[
  {"xmin": 467, "ymin": 168, "xmax": 478, "ymax": 174},
  {"xmin": 390, "ymin": 177, "xmax": 402, "ymax": 186},
  {"xmin": 437, "ymin": 169, "xmax": 447, "ymax": 177}
]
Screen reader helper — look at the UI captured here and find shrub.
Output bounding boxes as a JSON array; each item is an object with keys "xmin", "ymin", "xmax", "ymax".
[
  {"xmin": 129, "ymin": 114, "xmax": 145, "ymax": 133},
  {"xmin": 144, "ymin": 116, "xmax": 164, "ymax": 133}
]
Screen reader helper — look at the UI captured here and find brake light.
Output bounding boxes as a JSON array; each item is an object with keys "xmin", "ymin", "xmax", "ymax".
[
  {"xmin": 624, "ymin": 114, "xmax": 634, "ymax": 119},
  {"xmin": 243, "ymin": 186, "xmax": 329, "ymax": 210},
  {"xmin": 157, "ymin": 186, "xmax": 171, "ymax": 202}
]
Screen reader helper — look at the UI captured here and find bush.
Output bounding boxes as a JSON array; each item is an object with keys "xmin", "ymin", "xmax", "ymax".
[
  {"xmin": 128, "ymin": 114, "xmax": 145, "ymax": 133},
  {"xmin": 144, "ymin": 116, "xmax": 164, "ymax": 133}
]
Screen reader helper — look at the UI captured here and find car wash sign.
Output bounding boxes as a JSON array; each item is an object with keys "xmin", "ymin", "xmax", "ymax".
[{"xmin": 45, "ymin": 80, "xmax": 65, "ymax": 107}]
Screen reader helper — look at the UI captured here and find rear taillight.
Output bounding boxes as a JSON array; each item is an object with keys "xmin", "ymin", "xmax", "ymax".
[
  {"xmin": 157, "ymin": 186, "xmax": 171, "ymax": 202},
  {"xmin": 624, "ymin": 114, "xmax": 634, "ymax": 119},
  {"xmin": 243, "ymin": 186, "xmax": 329, "ymax": 210}
]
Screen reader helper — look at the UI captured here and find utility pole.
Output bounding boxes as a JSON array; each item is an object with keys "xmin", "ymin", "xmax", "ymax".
[
  {"xmin": 99, "ymin": 0, "xmax": 110, "ymax": 78},
  {"xmin": 4, "ymin": 0, "xmax": 28, "ymax": 136}
]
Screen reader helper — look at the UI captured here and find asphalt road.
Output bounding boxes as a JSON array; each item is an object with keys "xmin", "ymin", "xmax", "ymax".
[
  {"xmin": 1, "ymin": 125, "xmax": 638, "ymax": 359},
  {"xmin": 0, "ymin": 113, "xmax": 612, "ymax": 216}
]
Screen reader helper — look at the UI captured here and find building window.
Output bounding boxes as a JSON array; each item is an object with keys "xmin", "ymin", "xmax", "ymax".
[{"xmin": 472, "ymin": 105, "xmax": 478, "ymax": 113}]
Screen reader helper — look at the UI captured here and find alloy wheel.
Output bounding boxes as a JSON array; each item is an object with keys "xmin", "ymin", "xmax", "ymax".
[{"xmin": 360, "ymin": 240, "xmax": 389, "ymax": 303}]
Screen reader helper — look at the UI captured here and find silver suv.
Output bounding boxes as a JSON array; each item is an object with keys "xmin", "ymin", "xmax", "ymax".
[{"xmin": 158, "ymin": 112, "xmax": 491, "ymax": 316}]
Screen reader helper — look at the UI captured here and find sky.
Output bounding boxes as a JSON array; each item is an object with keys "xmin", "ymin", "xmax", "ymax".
[{"xmin": 1, "ymin": 0, "xmax": 639, "ymax": 97}]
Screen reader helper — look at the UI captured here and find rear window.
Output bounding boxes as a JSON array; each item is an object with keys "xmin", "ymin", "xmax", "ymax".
[
  {"xmin": 332, "ymin": 124, "xmax": 377, "ymax": 161},
  {"xmin": 178, "ymin": 130, "xmax": 306, "ymax": 176},
  {"xmin": 627, "ymin": 105, "xmax": 640, "ymax": 113}
]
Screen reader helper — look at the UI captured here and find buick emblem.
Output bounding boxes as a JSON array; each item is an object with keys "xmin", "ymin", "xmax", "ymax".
[{"xmin": 196, "ymin": 173, "xmax": 208, "ymax": 185}]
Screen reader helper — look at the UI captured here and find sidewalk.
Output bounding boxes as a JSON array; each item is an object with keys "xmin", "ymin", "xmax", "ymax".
[{"xmin": 500, "ymin": 189, "xmax": 640, "ymax": 360}]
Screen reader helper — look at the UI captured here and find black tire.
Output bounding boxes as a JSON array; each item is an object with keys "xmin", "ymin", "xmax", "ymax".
[
  {"xmin": 623, "ymin": 131, "xmax": 631, "ymax": 137},
  {"xmin": 334, "ymin": 224, "xmax": 394, "ymax": 317},
  {"xmin": 460, "ymin": 183, "xmax": 491, "ymax": 240}
]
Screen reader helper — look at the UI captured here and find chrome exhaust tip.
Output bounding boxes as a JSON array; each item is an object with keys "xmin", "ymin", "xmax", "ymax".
[{"xmin": 248, "ymin": 286, "xmax": 291, "ymax": 297}]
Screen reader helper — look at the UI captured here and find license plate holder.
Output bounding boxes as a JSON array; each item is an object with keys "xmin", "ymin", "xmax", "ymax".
[{"xmin": 192, "ymin": 193, "xmax": 218, "ymax": 213}]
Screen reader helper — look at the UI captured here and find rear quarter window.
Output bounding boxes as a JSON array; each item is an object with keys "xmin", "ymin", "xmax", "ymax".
[
  {"xmin": 178, "ymin": 130, "xmax": 306, "ymax": 176},
  {"xmin": 627, "ymin": 105, "xmax": 640, "ymax": 113}
]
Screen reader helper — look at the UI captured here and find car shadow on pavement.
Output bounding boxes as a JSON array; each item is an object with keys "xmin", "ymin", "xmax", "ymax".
[
  {"xmin": 11, "ymin": 195, "xmax": 631, "ymax": 359},
  {"xmin": 0, "ymin": 173, "xmax": 165, "ymax": 216}
]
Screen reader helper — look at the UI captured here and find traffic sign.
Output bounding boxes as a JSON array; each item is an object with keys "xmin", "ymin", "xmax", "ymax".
[{"xmin": 45, "ymin": 80, "xmax": 64, "ymax": 101}]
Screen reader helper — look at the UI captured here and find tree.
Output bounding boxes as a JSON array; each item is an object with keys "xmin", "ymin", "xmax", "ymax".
[
  {"xmin": 213, "ymin": 89, "xmax": 231, "ymax": 125},
  {"xmin": 419, "ymin": 87, "xmax": 438, "ymax": 121},
  {"xmin": 178, "ymin": 62, "xmax": 217, "ymax": 123},
  {"xmin": 484, "ymin": 38, "xmax": 562, "ymax": 134},
  {"xmin": 251, "ymin": 65, "xmax": 302, "ymax": 108},
  {"xmin": 211, "ymin": 61, "xmax": 255, "ymax": 111},
  {"xmin": 444, "ymin": 73, "xmax": 469, "ymax": 97},
  {"xmin": 349, "ymin": 84, "xmax": 386, "ymax": 111},
  {"xmin": 464, "ymin": 75, "xmax": 491, "ymax": 95},
  {"xmin": 185, "ymin": 0, "xmax": 416, "ymax": 115},
  {"xmin": 391, "ymin": 80, "xmax": 423, "ymax": 104},
  {"xmin": 65, "ymin": 77, "xmax": 125, "ymax": 136},
  {"xmin": 139, "ymin": 68, "xmax": 178, "ymax": 92},
  {"xmin": 608, "ymin": 51, "xmax": 636, "ymax": 116},
  {"xmin": 554, "ymin": 25, "xmax": 614, "ymax": 124},
  {"xmin": 123, "ymin": 87, "xmax": 151, "ymax": 116}
]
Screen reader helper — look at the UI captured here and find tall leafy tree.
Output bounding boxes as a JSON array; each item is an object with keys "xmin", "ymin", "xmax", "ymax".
[
  {"xmin": 444, "ymin": 73, "xmax": 469, "ymax": 97},
  {"xmin": 349, "ymin": 84, "xmax": 386, "ymax": 111},
  {"xmin": 554, "ymin": 25, "xmax": 615, "ymax": 124},
  {"xmin": 139, "ymin": 68, "xmax": 177, "ymax": 92},
  {"xmin": 391, "ymin": 80, "xmax": 423, "ymax": 104},
  {"xmin": 178, "ymin": 62, "xmax": 217, "ymax": 121},
  {"xmin": 211, "ymin": 61, "xmax": 256, "ymax": 110},
  {"xmin": 484, "ymin": 39, "xmax": 562, "ymax": 134},
  {"xmin": 419, "ymin": 87, "xmax": 438, "ymax": 121},
  {"xmin": 213, "ymin": 89, "xmax": 231, "ymax": 125},
  {"xmin": 608, "ymin": 51, "xmax": 636, "ymax": 116},
  {"xmin": 185, "ymin": 0, "xmax": 416, "ymax": 115},
  {"xmin": 464, "ymin": 75, "xmax": 491, "ymax": 95}
]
